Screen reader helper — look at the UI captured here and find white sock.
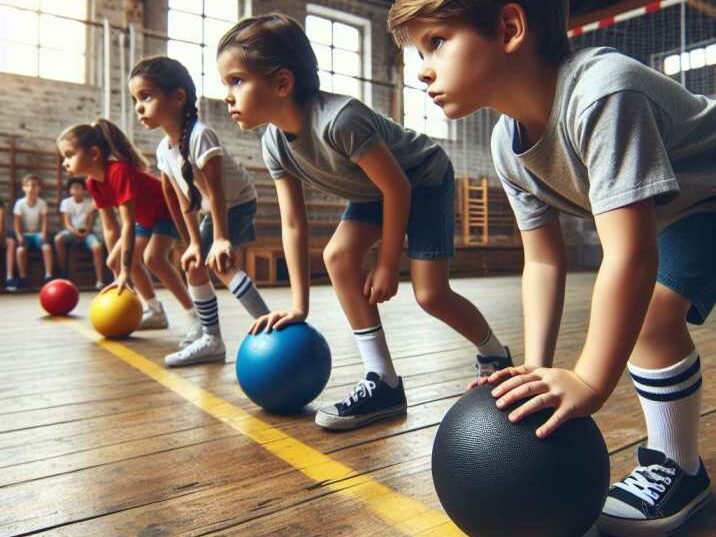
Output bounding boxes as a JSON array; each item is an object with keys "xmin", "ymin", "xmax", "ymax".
[
  {"xmin": 477, "ymin": 329, "xmax": 508, "ymax": 358},
  {"xmin": 354, "ymin": 325, "xmax": 399, "ymax": 388},
  {"xmin": 628, "ymin": 348, "xmax": 702, "ymax": 475},
  {"xmin": 146, "ymin": 297, "xmax": 162, "ymax": 313},
  {"xmin": 228, "ymin": 271, "xmax": 270, "ymax": 319},
  {"xmin": 189, "ymin": 283, "xmax": 221, "ymax": 336}
]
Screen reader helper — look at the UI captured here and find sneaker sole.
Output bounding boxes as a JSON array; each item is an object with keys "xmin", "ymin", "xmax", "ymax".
[
  {"xmin": 136, "ymin": 323, "xmax": 169, "ymax": 331},
  {"xmin": 597, "ymin": 488, "xmax": 712, "ymax": 536},
  {"xmin": 314, "ymin": 404, "xmax": 407, "ymax": 431},
  {"xmin": 165, "ymin": 352, "xmax": 226, "ymax": 367}
]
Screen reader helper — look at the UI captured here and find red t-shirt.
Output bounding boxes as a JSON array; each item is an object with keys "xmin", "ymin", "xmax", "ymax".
[{"xmin": 86, "ymin": 161, "xmax": 170, "ymax": 228}]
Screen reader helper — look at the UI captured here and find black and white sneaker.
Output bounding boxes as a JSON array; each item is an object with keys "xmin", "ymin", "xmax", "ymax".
[
  {"xmin": 476, "ymin": 346, "xmax": 513, "ymax": 378},
  {"xmin": 598, "ymin": 446, "xmax": 712, "ymax": 537},
  {"xmin": 315, "ymin": 372, "xmax": 407, "ymax": 431}
]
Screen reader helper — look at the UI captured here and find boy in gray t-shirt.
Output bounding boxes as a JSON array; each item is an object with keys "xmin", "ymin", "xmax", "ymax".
[{"xmin": 390, "ymin": 1, "xmax": 715, "ymax": 535}]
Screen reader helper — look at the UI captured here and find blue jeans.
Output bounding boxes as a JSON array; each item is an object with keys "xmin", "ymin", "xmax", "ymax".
[
  {"xmin": 657, "ymin": 211, "xmax": 716, "ymax": 325},
  {"xmin": 341, "ymin": 165, "xmax": 455, "ymax": 259}
]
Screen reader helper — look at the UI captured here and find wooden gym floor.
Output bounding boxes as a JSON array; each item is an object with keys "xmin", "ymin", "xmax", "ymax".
[{"xmin": 1, "ymin": 272, "xmax": 714, "ymax": 537}]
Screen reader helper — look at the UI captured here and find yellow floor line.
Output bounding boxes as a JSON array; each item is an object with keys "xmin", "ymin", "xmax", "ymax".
[{"xmin": 67, "ymin": 321, "xmax": 464, "ymax": 536}]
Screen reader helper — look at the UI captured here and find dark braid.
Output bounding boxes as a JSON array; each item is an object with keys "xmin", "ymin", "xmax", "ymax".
[{"xmin": 130, "ymin": 56, "xmax": 202, "ymax": 212}]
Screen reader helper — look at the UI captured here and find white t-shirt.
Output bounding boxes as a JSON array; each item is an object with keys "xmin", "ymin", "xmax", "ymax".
[
  {"xmin": 13, "ymin": 197, "xmax": 47, "ymax": 232},
  {"xmin": 156, "ymin": 119, "xmax": 256, "ymax": 213},
  {"xmin": 60, "ymin": 196, "xmax": 95, "ymax": 230}
]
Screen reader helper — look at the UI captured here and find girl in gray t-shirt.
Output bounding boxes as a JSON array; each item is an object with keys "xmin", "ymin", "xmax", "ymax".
[
  {"xmin": 129, "ymin": 56, "xmax": 270, "ymax": 368},
  {"xmin": 217, "ymin": 14, "xmax": 510, "ymax": 431}
]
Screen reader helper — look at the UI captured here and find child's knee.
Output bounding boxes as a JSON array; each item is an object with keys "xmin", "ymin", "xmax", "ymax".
[
  {"xmin": 414, "ymin": 285, "xmax": 448, "ymax": 314},
  {"xmin": 143, "ymin": 250, "xmax": 164, "ymax": 272},
  {"xmin": 54, "ymin": 235, "xmax": 64, "ymax": 247},
  {"xmin": 323, "ymin": 244, "xmax": 353, "ymax": 274},
  {"xmin": 41, "ymin": 243, "xmax": 52, "ymax": 253},
  {"xmin": 641, "ymin": 285, "xmax": 690, "ymax": 337}
]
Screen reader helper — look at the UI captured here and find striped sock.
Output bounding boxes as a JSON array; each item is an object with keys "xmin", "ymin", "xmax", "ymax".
[
  {"xmin": 189, "ymin": 283, "xmax": 220, "ymax": 336},
  {"xmin": 229, "ymin": 271, "xmax": 270, "ymax": 319},
  {"xmin": 354, "ymin": 325, "xmax": 399, "ymax": 388},
  {"xmin": 628, "ymin": 348, "xmax": 702, "ymax": 474}
]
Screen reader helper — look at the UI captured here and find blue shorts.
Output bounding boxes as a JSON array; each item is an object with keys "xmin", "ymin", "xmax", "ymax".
[
  {"xmin": 657, "ymin": 211, "xmax": 716, "ymax": 325},
  {"xmin": 57, "ymin": 229, "xmax": 101, "ymax": 250},
  {"xmin": 9, "ymin": 231, "xmax": 48, "ymax": 250},
  {"xmin": 199, "ymin": 200, "xmax": 257, "ymax": 258},
  {"xmin": 341, "ymin": 165, "xmax": 455, "ymax": 260},
  {"xmin": 135, "ymin": 218, "xmax": 180, "ymax": 240}
]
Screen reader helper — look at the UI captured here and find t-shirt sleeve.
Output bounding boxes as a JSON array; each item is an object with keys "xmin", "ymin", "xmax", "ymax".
[
  {"xmin": 498, "ymin": 175, "xmax": 559, "ymax": 231},
  {"xmin": 109, "ymin": 164, "xmax": 138, "ymax": 206},
  {"xmin": 574, "ymin": 90, "xmax": 679, "ymax": 215},
  {"xmin": 193, "ymin": 127, "xmax": 224, "ymax": 169},
  {"xmin": 59, "ymin": 198, "xmax": 69, "ymax": 213},
  {"xmin": 328, "ymin": 100, "xmax": 382, "ymax": 162},
  {"xmin": 13, "ymin": 200, "xmax": 22, "ymax": 216},
  {"xmin": 261, "ymin": 128, "xmax": 289, "ymax": 180},
  {"xmin": 155, "ymin": 141, "xmax": 172, "ymax": 179}
]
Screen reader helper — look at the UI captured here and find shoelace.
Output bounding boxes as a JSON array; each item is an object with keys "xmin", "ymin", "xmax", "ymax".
[
  {"xmin": 614, "ymin": 464, "xmax": 678, "ymax": 505},
  {"xmin": 341, "ymin": 379, "xmax": 377, "ymax": 407}
]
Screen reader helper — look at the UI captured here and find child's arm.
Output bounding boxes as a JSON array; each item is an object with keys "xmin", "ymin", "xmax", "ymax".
[
  {"xmin": 40, "ymin": 205, "xmax": 49, "ymax": 242},
  {"xmin": 199, "ymin": 156, "xmax": 233, "ymax": 274},
  {"xmin": 0, "ymin": 207, "xmax": 5, "ymax": 238},
  {"xmin": 488, "ymin": 199, "xmax": 658, "ymax": 438},
  {"xmin": 161, "ymin": 173, "xmax": 204, "ymax": 273},
  {"xmin": 13, "ymin": 214, "xmax": 24, "ymax": 246},
  {"xmin": 84, "ymin": 207, "xmax": 97, "ymax": 236},
  {"xmin": 249, "ymin": 174, "xmax": 309, "ymax": 334},
  {"xmin": 354, "ymin": 142, "xmax": 411, "ymax": 305},
  {"xmin": 62, "ymin": 211, "xmax": 79, "ymax": 236},
  {"xmin": 111, "ymin": 201, "xmax": 137, "ymax": 292},
  {"xmin": 160, "ymin": 173, "xmax": 190, "ymax": 244}
]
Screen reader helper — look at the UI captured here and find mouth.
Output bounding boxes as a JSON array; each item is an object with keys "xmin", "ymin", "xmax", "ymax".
[
  {"xmin": 138, "ymin": 117, "xmax": 151, "ymax": 125},
  {"xmin": 429, "ymin": 93, "xmax": 445, "ymax": 106},
  {"xmin": 229, "ymin": 110, "xmax": 241, "ymax": 119}
]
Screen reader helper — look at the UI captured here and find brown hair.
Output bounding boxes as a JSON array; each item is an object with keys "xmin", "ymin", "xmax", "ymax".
[
  {"xmin": 57, "ymin": 118, "xmax": 148, "ymax": 170},
  {"xmin": 21, "ymin": 174, "xmax": 43, "ymax": 188},
  {"xmin": 130, "ymin": 56, "xmax": 201, "ymax": 212},
  {"xmin": 388, "ymin": 0, "xmax": 570, "ymax": 63},
  {"xmin": 217, "ymin": 13, "xmax": 320, "ymax": 105}
]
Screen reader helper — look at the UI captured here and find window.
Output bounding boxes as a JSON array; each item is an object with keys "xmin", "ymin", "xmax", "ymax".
[
  {"xmin": 402, "ymin": 47, "xmax": 450, "ymax": 139},
  {"xmin": 0, "ymin": 0, "xmax": 87, "ymax": 83},
  {"xmin": 167, "ymin": 0, "xmax": 251, "ymax": 99},
  {"xmin": 306, "ymin": 5, "xmax": 371, "ymax": 103},
  {"xmin": 661, "ymin": 42, "xmax": 716, "ymax": 76}
]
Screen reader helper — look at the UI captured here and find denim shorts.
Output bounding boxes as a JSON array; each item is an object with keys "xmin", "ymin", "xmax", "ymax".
[
  {"xmin": 200, "ymin": 199, "xmax": 257, "ymax": 258},
  {"xmin": 135, "ymin": 218, "xmax": 180, "ymax": 240},
  {"xmin": 657, "ymin": 211, "xmax": 716, "ymax": 325},
  {"xmin": 341, "ymin": 165, "xmax": 455, "ymax": 259},
  {"xmin": 8, "ymin": 231, "xmax": 48, "ymax": 250},
  {"xmin": 57, "ymin": 229, "xmax": 101, "ymax": 249}
]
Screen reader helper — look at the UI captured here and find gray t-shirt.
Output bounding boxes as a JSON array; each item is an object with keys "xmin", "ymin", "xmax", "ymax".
[
  {"xmin": 156, "ymin": 119, "xmax": 256, "ymax": 213},
  {"xmin": 491, "ymin": 47, "xmax": 716, "ymax": 231},
  {"xmin": 261, "ymin": 92, "xmax": 451, "ymax": 202}
]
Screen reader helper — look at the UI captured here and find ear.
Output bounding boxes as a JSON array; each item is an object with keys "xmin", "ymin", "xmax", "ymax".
[
  {"xmin": 274, "ymin": 68, "xmax": 296, "ymax": 98},
  {"xmin": 172, "ymin": 87, "xmax": 188, "ymax": 108},
  {"xmin": 89, "ymin": 145, "xmax": 103, "ymax": 162},
  {"xmin": 499, "ymin": 3, "xmax": 529, "ymax": 54}
]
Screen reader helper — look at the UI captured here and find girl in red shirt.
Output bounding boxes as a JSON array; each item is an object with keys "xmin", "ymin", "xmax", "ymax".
[{"xmin": 57, "ymin": 119, "xmax": 199, "ymax": 342}]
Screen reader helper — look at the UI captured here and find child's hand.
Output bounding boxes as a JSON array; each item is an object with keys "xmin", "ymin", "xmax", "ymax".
[
  {"xmin": 206, "ymin": 238, "xmax": 234, "ymax": 274},
  {"xmin": 482, "ymin": 365, "xmax": 605, "ymax": 439},
  {"xmin": 181, "ymin": 243, "xmax": 203, "ymax": 272},
  {"xmin": 103, "ymin": 269, "xmax": 132, "ymax": 295},
  {"xmin": 363, "ymin": 263, "xmax": 399, "ymax": 305},
  {"xmin": 249, "ymin": 310, "xmax": 306, "ymax": 335}
]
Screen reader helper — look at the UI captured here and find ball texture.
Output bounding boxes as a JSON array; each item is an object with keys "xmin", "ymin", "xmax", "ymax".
[
  {"xmin": 40, "ymin": 279, "xmax": 79, "ymax": 316},
  {"xmin": 89, "ymin": 288, "xmax": 143, "ymax": 339}
]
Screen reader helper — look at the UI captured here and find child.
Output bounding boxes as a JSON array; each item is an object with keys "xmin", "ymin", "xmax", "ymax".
[
  {"xmin": 128, "ymin": 56, "xmax": 269, "ymax": 367},
  {"xmin": 55, "ymin": 177, "xmax": 105, "ymax": 290},
  {"xmin": 216, "ymin": 14, "xmax": 510, "ymax": 431},
  {"xmin": 5, "ymin": 174, "xmax": 53, "ymax": 290},
  {"xmin": 57, "ymin": 119, "xmax": 202, "ymax": 344},
  {"xmin": 387, "ymin": 0, "xmax": 716, "ymax": 534}
]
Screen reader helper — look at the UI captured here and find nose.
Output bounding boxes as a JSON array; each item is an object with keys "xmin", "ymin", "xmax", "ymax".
[
  {"xmin": 418, "ymin": 63, "xmax": 434, "ymax": 85},
  {"xmin": 224, "ymin": 91, "xmax": 234, "ymax": 105},
  {"xmin": 135, "ymin": 102, "xmax": 144, "ymax": 114}
]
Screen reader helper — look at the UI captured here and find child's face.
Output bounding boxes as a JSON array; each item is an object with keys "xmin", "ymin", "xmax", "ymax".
[
  {"xmin": 23, "ymin": 180, "xmax": 40, "ymax": 198},
  {"xmin": 58, "ymin": 139, "xmax": 96, "ymax": 176},
  {"xmin": 69, "ymin": 183, "xmax": 85, "ymax": 200},
  {"xmin": 407, "ymin": 20, "xmax": 506, "ymax": 119},
  {"xmin": 217, "ymin": 49, "xmax": 281, "ymax": 131},
  {"xmin": 129, "ymin": 76, "xmax": 179, "ymax": 130}
]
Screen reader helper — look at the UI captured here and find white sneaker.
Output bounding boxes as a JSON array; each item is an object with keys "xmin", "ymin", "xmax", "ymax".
[
  {"xmin": 179, "ymin": 315, "xmax": 203, "ymax": 348},
  {"xmin": 165, "ymin": 334, "xmax": 226, "ymax": 367},
  {"xmin": 95, "ymin": 281, "xmax": 105, "ymax": 291},
  {"xmin": 137, "ymin": 305, "xmax": 169, "ymax": 330}
]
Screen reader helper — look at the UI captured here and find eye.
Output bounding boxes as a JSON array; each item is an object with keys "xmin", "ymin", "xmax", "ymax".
[
  {"xmin": 229, "ymin": 76, "xmax": 243, "ymax": 86},
  {"xmin": 430, "ymin": 36, "xmax": 445, "ymax": 50}
]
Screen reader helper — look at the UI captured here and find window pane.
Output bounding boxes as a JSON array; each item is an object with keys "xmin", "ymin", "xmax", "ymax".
[
  {"xmin": 205, "ymin": 17, "xmax": 234, "ymax": 45},
  {"xmin": 41, "ymin": 0, "xmax": 86, "ymax": 19},
  {"xmin": 306, "ymin": 15, "xmax": 332, "ymax": 46},
  {"xmin": 205, "ymin": 0, "xmax": 238, "ymax": 20},
  {"xmin": 426, "ymin": 99, "xmax": 445, "ymax": 119},
  {"xmin": 332, "ymin": 73, "xmax": 360, "ymax": 99},
  {"xmin": 690, "ymin": 48, "xmax": 705, "ymax": 70},
  {"xmin": 318, "ymin": 70, "xmax": 332, "ymax": 92},
  {"xmin": 203, "ymin": 45, "xmax": 225, "ymax": 98},
  {"xmin": 425, "ymin": 119, "xmax": 448, "ymax": 139},
  {"xmin": 168, "ymin": 0, "xmax": 202, "ymax": 14},
  {"xmin": 707, "ymin": 44, "xmax": 716, "ymax": 66},
  {"xmin": 0, "ymin": 41, "xmax": 38, "ymax": 76},
  {"xmin": 403, "ymin": 47, "xmax": 424, "ymax": 88},
  {"xmin": 404, "ymin": 114, "xmax": 423, "ymax": 133},
  {"xmin": 663, "ymin": 54, "xmax": 680, "ymax": 76},
  {"xmin": 40, "ymin": 48, "xmax": 83, "ymax": 82},
  {"xmin": 333, "ymin": 49, "xmax": 360, "ymax": 76},
  {"xmin": 40, "ymin": 14, "xmax": 85, "ymax": 52},
  {"xmin": 313, "ymin": 43, "xmax": 332, "ymax": 71},
  {"xmin": 168, "ymin": 10, "xmax": 203, "ymax": 42},
  {"xmin": 168, "ymin": 40, "xmax": 203, "ymax": 90},
  {"xmin": 0, "ymin": 7, "xmax": 38, "ymax": 45},
  {"xmin": 2, "ymin": 0, "xmax": 39, "ymax": 9},
  {"xmin": 333, "ymin": 22, "xmax": 359, "ymax": 52},
  {"xmin": 403, "ymin": 88, "xmax": 426, "ymax": 117}
]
